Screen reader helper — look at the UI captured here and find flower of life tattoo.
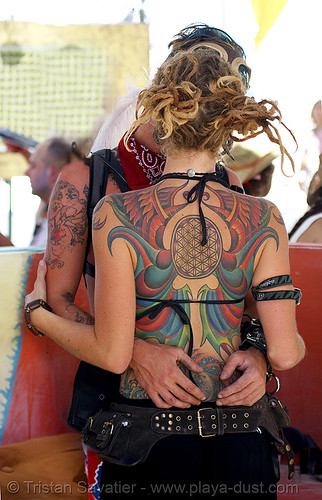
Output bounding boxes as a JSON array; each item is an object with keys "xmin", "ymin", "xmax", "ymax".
[{"xmin": 171, "ymin": 216, "xmax": 222, "ymax": 278}]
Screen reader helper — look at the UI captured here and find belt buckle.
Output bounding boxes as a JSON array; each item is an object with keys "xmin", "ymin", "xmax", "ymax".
[
  {"xmin": 102, "ymin": 420, "xmax": 114, "ymax": 436},
  {"xmin": 197, "ymin": 407, "xmax": 216, "ymax": 438}
]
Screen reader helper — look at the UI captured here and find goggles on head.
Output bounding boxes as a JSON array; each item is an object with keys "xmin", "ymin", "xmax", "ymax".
[{"xmin": 172, "ymin": 26, "xmax": 251, "ymax": 89}]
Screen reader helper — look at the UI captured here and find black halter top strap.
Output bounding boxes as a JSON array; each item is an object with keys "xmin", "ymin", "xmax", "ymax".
[{"xmin": 159, "ymin": 162, "xmax": 232, "ymax": 246}]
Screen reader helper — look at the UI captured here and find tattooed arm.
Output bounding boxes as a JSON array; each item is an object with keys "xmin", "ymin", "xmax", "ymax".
[
  {"xmin": 43, "ymin": 160, "xmax": 206, "ymax": 406},
  {"xmin": 24, "ymin": 193, "xmax": 134, "ymax": 373},
  {"xmin": 45, "ymin": 160, "xmax": 94, "ymax": 324},
  {"xmin": 251, "ymin": 203, "xmax": 305, "ymax": 369}
]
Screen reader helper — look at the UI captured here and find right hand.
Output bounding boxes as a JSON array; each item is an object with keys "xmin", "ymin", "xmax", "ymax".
[
  {"xmin": 130, "ymin": 339, "xmax": 206, "ymax": 408},
  {"xmin": 217, "ymin": 347, "xmax": 267, "ymax": 406}
]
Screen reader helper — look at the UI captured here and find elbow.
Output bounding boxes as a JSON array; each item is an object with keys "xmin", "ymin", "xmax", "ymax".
[
  {"xmin": 269, "ymin": 345, "xmax": 306, "ymax": 371},
  {"xmin": 50, "ymin": 299, "xmax": 67, "ymax": 317},
  {"xmin": 270, "ymin": 357, "xmax": 300, "ymax": 371},
  {"xmin": 100, "ymin": 353, "xmax": 131, "ymax": 375},
  {"xmin": 108, "ymin": 361, "xmax": 130, "ymax": 375},
  {"xmin": 46, "ymin": 291, "xmax": 70, "ymax": 317}
]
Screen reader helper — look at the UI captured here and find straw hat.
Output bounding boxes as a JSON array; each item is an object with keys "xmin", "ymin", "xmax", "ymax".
[{"xmin": 225, "ymin": 140, "xmax": 278, "ymax": 183}]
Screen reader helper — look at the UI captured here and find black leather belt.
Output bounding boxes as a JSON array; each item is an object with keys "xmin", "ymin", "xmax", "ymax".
[
  {"xmin": 82, "ymin": 395, "xmax": 293, "ymax": 473},
  {"xmin": 150, "ymin": 403, "xmax": 265, "ymax": 437}
]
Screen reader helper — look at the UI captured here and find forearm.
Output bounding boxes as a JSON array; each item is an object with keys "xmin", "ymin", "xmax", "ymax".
[
  {"xmin": 50, "ymin": 290, "xmax": 94, "ymax": 324},
  {"xmin": 29, "ymin": 307, "xmax": 126, "ymax": 374}
]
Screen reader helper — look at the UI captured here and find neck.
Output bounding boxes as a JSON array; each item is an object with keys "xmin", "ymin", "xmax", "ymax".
[
  {"xmin": 162, "ymin": 150, "xmax": 219, "ymax": 176},
  {"xmin": 133, "ymin": 122, "xmax": 161, "ymax": 154}
]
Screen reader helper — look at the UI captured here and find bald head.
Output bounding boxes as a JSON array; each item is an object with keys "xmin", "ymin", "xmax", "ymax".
[{"xmin": 25, "ymin": 138, "xmax": 72, "ymax": 202}]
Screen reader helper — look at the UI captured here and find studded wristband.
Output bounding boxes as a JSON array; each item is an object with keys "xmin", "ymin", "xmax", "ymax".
[{"xmin": 239, "ymin": 317, "xmax": 273, "ymax": 383}]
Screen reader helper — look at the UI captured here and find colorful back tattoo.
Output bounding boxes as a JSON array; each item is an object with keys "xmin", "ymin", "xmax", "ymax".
[{"xmin": 93, "ymin": 179, "xmax": 279, "ymax": 400}]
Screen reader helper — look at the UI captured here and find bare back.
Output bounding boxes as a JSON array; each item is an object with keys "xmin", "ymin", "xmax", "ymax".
[{"xmin": 94, "ymin": 177, "xmax": 283, "ymax": 401}]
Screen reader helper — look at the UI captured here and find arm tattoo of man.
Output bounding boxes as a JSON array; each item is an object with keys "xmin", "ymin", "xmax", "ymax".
[
  {"xmin": 46, "ymin": 181, "xmax": 88, "ymax": 269},
  {"xmin": 62, "ymin": 291, "xmax": 94, "ymax": 325}
]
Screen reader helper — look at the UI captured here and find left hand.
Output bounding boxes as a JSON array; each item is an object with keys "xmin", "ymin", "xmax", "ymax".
[
  {"xmin": 130, "ymin": 339, "xmax": 205, "ymax": 408},
  {"xmin": 25, "ymin": 260, "xmax": 48, "ymax": 306},
  {"xmin": 216, "ymin": 347, "xmax": 267, "ymax": 406}
]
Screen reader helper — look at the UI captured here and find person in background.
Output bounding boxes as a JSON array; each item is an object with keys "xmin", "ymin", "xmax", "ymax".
[
  {"xmin": 0, "ymin": 131, "xmax": 34, "ymax": 246},
  {"xmin": 289, "ymin": 100, "xmax": 322, "ymax": 243},
  {"xmin": 25, "ymin": 138, "xmax": 73, "ymax": 247},
  {"xmin": 299, "ymin": 100, "xmax": 322, "ymax": 193},
  {"xmin": 289, "ymin": 155, "xmax": 322, "ymax": 243},
  {"xmin": 225, "ymin": 144, "xmax": 277, "ymax": 197}
]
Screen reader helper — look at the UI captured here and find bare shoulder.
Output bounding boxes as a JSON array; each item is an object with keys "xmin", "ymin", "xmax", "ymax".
[
  {"xmin": 50, "ymin": 160, "xmax": 89, "ymax": 212},
  {"xmin": 242, "ymin": 192, "xmax": 284, "ymax": 224},
  {"xmin": 91, "ymin": 194, "xmax": 116, "ymax": 232},
  {"xmin": 298, "ymin": 216, "xmax": 322, "ymax": 243},
  {"xmin": 263, "ymin": 198, "xmax": 285, "ymax": 227},
  {"xmin": 59, "ymin": 160, "xmax": 90, "ymax": 187}
]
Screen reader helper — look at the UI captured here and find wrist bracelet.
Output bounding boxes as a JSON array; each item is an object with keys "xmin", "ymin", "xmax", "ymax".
[
  {"xmin": 24, "ymin": 299, "xmax": 53, "ymax": 337},
  {"xmin": 239, "ymin": 317, "xmax": 267, "ymax": 353},
  {"xmin": 239, "ymin": 317, "xmax": 273, "ymax": 383}
]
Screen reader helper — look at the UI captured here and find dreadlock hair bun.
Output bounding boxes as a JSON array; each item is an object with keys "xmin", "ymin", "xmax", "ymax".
[
  {"xmin": 145, "ymin": 81, "xmax": 202, "ymax": 138},
  {"xmin": 125, "ymin": 48, "xmax": 296, "ymax": 172}
]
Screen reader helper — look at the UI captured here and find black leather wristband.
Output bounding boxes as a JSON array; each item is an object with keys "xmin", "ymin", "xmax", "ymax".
[
  {"xmin": 24, "ymin": 299, "xmax": 53, "ymax": 337},
  {"xmin": 239, "ymin": 317, "xmax": 273, "ymax": 382}
]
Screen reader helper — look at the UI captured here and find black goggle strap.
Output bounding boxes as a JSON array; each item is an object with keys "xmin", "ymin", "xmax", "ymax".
[
  {"xmin": 183, "ymin": 27, "xmax": 246, "ymax": 60},
  {"xmin": 251, "ymin": 275, "xmax": 302, "ymax": 305}
]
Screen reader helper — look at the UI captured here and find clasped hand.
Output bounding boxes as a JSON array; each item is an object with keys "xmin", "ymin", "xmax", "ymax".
[{"xmin": 131, "ymin": 339, "xmax": 267, "ymax": 408}]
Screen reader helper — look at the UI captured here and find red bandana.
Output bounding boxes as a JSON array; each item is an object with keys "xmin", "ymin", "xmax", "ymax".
[{"xmin": 118, "ymin": 134, "xmax": 166, "ymax": 190}]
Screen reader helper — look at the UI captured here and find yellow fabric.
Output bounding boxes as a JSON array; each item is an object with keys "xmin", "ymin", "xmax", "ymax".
[{"xmin": 250, "ymin": 0, "xmax": 288, "ymax": 47}]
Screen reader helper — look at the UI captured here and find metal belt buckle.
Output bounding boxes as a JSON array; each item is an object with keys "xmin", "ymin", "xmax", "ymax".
[
  {"xmin": 197, "ymin": 408, "xmax": 216, "ymax": 438},
  {"xmin": 101, "ymin": 420, "xmax": 114, "ymax": 436}
]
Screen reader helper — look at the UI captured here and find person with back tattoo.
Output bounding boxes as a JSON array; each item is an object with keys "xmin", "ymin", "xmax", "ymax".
[
  {"xmin": 44, "ymin": 24, "xmax": 267, "ymax": 411},
  {"xmin": 38, "ymin": 25, "xmax": 270, "ymax": 494},
  {"xmin": 25, "ymin": 45, "xmax": 304, "ymax": 498}
]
